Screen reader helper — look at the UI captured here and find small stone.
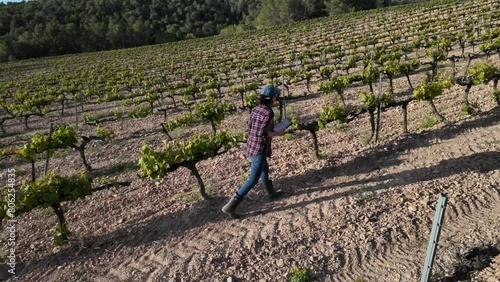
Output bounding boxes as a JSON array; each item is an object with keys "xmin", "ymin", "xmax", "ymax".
[
  {"xmin": 359, "ymin": 233, "xmax": 366, "ymax": 240},
  {"xmin": 408, "ymin": 204, "xmax": 417, "ymax": 212},
  {"xmin": 276, "ymin": 259, "xmax": 284, "ymax": 267},
  {"xmin": 227, "ymin": 277, "xmax": 234, "ymax": 282}
]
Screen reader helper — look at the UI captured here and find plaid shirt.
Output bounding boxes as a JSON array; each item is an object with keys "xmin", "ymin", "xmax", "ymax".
[{"xmin": 246, "ymin": 105, "xmax": 274, "ymax": 158}]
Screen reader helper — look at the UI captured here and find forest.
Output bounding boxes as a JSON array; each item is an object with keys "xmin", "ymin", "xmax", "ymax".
[{"xmin": 0, "ymin": 0, "xmax": 424, "ymax": 61}]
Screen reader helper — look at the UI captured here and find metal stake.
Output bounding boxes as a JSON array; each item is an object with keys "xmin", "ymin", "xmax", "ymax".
[{"xmin": 420, "ymin": 193, "xmax": 448, "ymax": 282}]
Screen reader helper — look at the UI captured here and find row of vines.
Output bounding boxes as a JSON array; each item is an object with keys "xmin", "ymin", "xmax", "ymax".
[{"xmin": 0, "ymin": 0, "xmax": 499, "ymax": 247}]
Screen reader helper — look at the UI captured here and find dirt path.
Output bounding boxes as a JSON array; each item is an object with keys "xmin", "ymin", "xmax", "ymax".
[{"xmin": 8, "ymin": 108, "xmax": 498, "ymax": 282}]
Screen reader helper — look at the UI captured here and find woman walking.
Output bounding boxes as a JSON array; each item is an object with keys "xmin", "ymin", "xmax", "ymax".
[{"xmin": 222, "ymin": 85, "xmax": 286, "ymax": 219}]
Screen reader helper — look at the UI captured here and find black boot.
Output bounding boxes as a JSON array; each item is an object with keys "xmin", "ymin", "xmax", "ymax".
[
  {"xmin": 263, "ymin": 180, "xmax": 283, "ymax": 200},
  {"xmin": 222, "ymin": 193, "xmax": 243, "ymax": 219}
]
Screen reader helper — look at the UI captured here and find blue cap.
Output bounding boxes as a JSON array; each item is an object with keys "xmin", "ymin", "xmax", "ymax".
[{"xmin": 261, "ymin": 85, "xmax": 281, "ymax": 99}]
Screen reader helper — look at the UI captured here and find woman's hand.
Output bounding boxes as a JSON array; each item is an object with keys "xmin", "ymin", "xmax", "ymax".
[{"xmin": 268, "ymin": 128, "xmax": 286, "ymax": 137}]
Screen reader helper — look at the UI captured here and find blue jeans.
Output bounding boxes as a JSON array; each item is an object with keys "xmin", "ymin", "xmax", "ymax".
[{"xmin": 236, "ymin": 154, "xmax": 269, "ymax": 197}]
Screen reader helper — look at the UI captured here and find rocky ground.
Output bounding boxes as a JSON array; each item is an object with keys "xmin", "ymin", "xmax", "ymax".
[{"xmin": 0, "ymin": 54, "xmax": 499, "ymax": 281}]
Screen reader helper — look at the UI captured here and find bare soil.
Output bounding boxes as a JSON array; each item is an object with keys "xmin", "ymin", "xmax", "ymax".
[{"xmin": 1, "ymin": 54, "xmax": 499, "ymax": 282}]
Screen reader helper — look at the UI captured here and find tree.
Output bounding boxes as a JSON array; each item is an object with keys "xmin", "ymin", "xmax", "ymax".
[
  {"xmin": 0, "ymin": 38, "xmax": 13, "ymax": 62},
  {"xmin": 132, "ymin": 17, "xmax": 148, "ymax": 46},
  {"xmin": 325, "ymin": 0, "xmax": 377, "ymax": 14},
  {"xmin": 256, "ymin": 0, "xmax": 326, "ymax": 28},
  {"xmin": 256, "ymin": 0, "xmax": 284, "ymax": 28},
  {"xmin": 107, "ymin": 16, "xmax": 126, "ymax": 49}
]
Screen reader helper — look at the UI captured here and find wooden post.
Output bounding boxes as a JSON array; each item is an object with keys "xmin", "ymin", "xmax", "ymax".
[
  {"xmin": 44, "ymin": 123, "xmax": 54, "ymax": 175},
  {"xmin": 375, "ymin": 73, "xmax": 383, "ymax": 143},
  {"xmin": 75, "ymin": 95, "xmax": 78, "ymax": 132},
  {"xmin": 282, "ymin": 73, "xmax": 286, "ymax": 119}
]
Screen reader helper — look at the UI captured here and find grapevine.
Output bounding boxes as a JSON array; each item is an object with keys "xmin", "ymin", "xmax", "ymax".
[{"xmin": 139, "ymin": 130, "xmax": 246, "ymax": 199}]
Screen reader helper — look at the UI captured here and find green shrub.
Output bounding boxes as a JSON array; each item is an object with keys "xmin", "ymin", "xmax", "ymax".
[
  {"xmin": 493, "ymin": 90, "xmax": 500, "ymax": 105},
  {"xmin": 420, "ymin": 116, "xmax": 440, "ymax": 129},
  {"xmin": 288, "ymin": 266, "xmax": 313, "ymax": 282},
  {"xmin": 129, "ymin": 106, "xmax": 152, "ymax": 119},
  {"xmin": 353, "ymin": 192, "xmax": 374, "ymax": 206},
  {"xmin": 461, "ymin": 103, "xmax": 478, "ymax": 115}
]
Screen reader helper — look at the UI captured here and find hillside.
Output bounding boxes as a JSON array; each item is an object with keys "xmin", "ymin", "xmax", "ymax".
[
  {"xmin": 6, "ymin": 103, "xmax": 499, "ymax": 281},
  {"xmin": 0, "ymin": 0, "xmax": 499, "ymax": 280}
]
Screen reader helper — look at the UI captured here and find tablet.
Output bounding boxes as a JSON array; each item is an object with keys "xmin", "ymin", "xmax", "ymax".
[{"xmin": 274, "ymin": 118, "xmax": 292, "ymax": 131}]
